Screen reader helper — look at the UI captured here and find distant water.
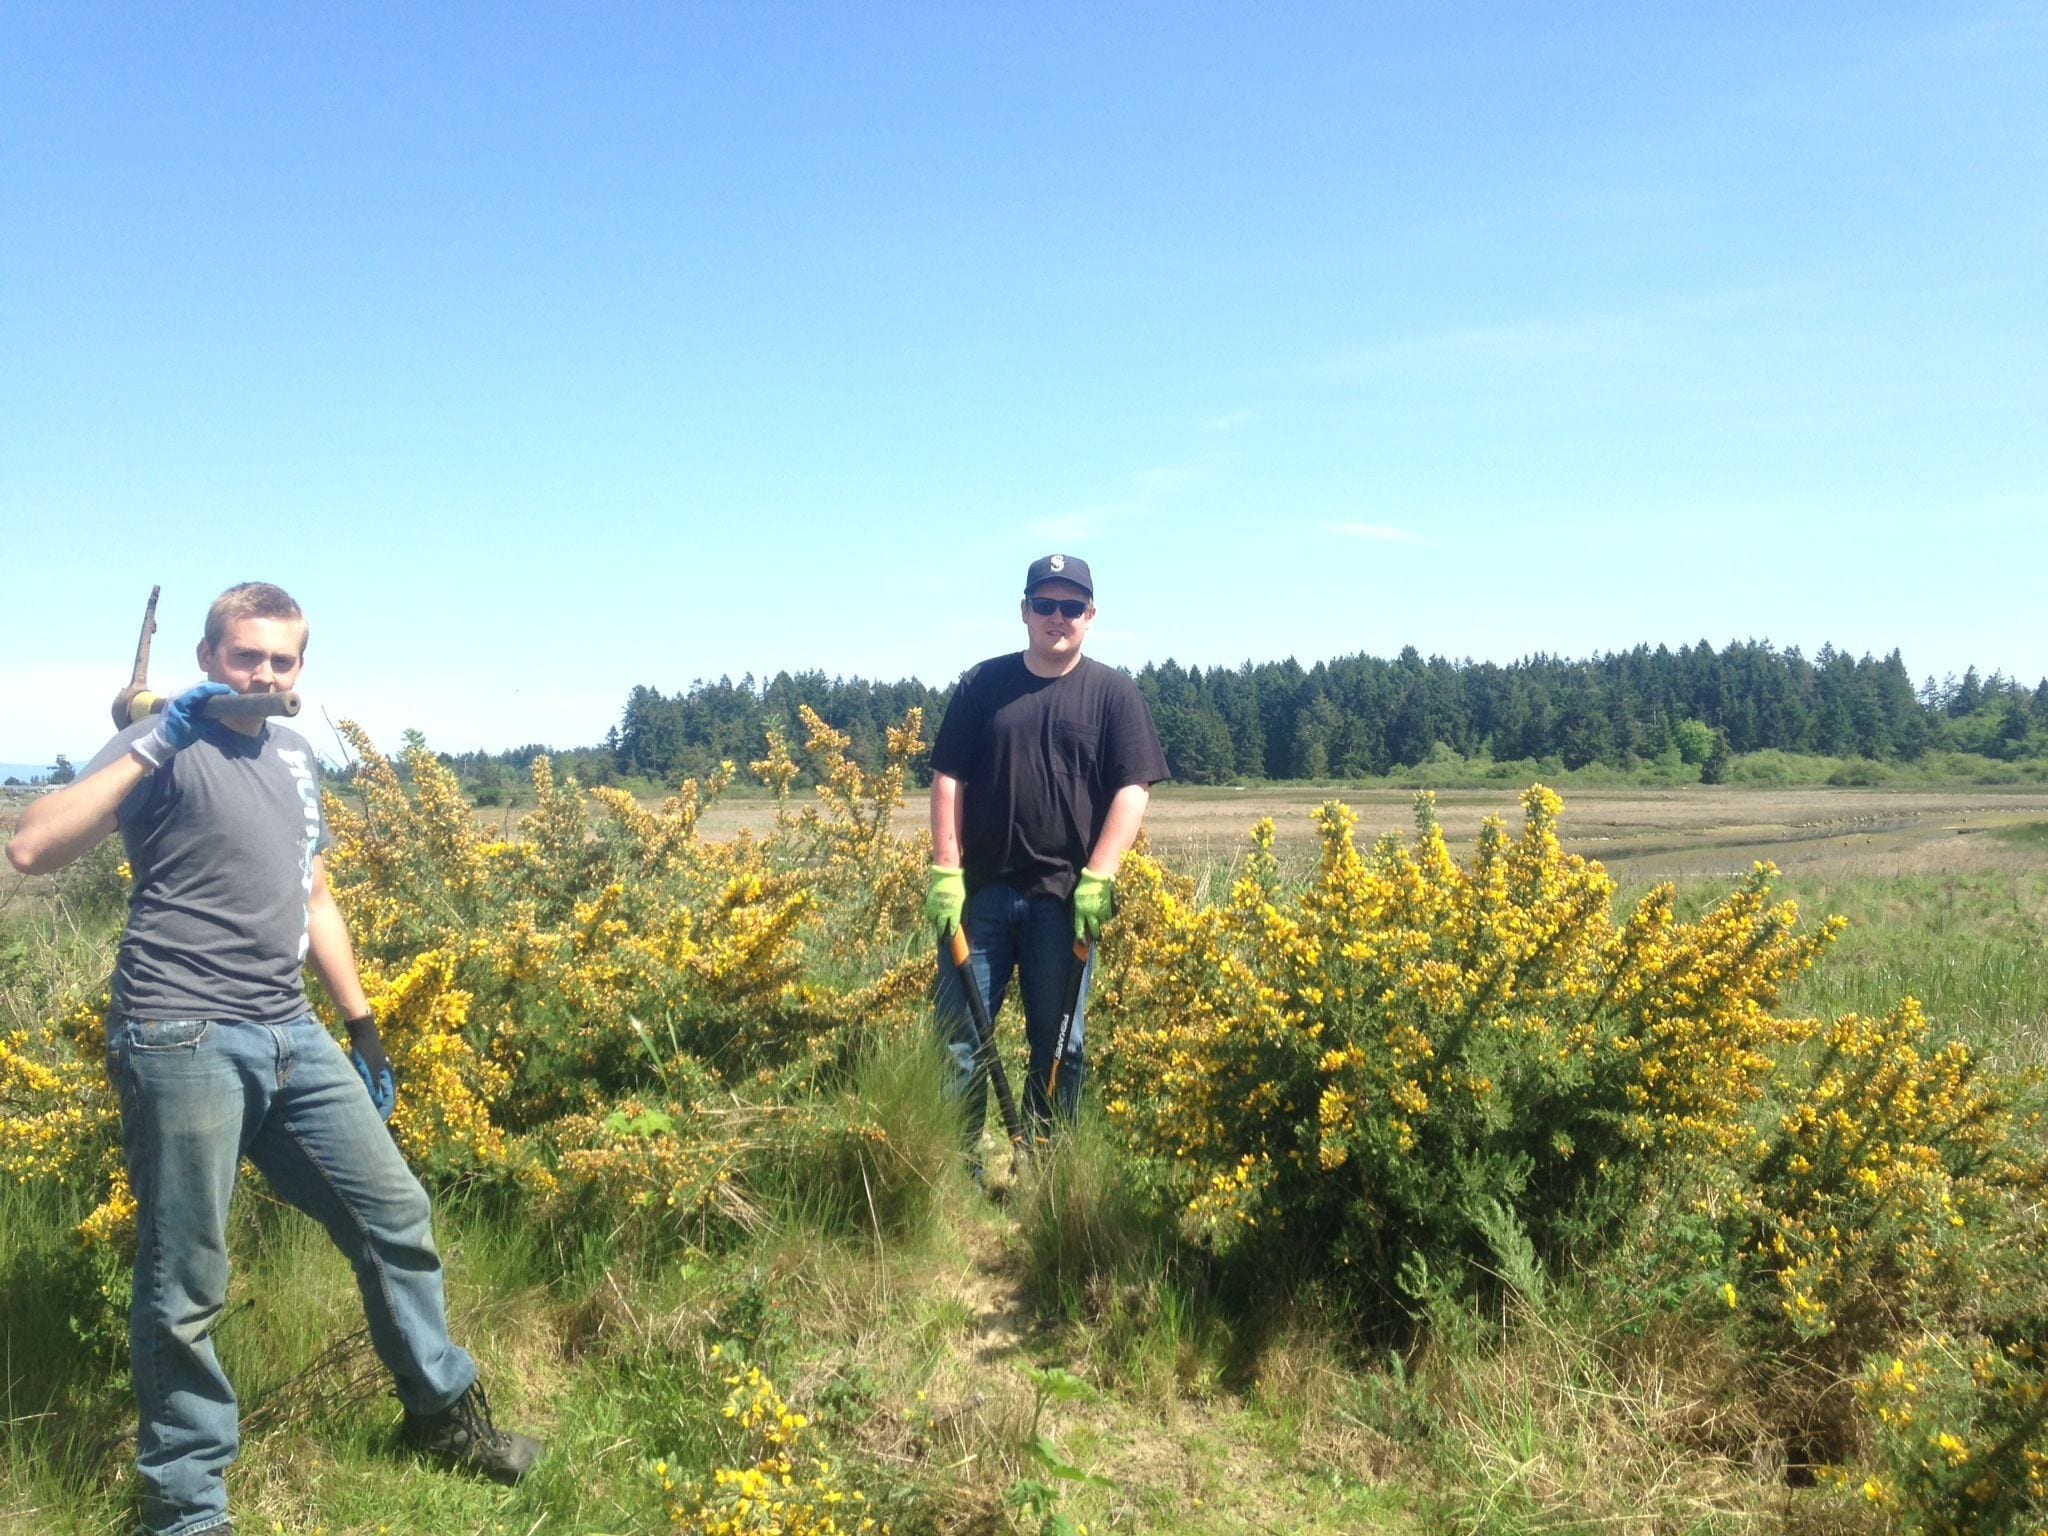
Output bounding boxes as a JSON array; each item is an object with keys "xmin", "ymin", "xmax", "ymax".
[{"xmin": 0, "ymin": 763, "xmax": 58, "ymax": 783}]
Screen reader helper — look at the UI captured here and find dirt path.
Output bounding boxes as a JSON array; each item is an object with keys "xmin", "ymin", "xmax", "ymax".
[{"xmin": 905, "ymin": 1211, "xmax": 1418, "ymax": 1534}]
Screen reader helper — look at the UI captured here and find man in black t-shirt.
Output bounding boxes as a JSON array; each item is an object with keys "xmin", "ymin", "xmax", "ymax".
[{"xmin": 925, "ymin": 554, "xmax": 1168, "ymax": 1152}]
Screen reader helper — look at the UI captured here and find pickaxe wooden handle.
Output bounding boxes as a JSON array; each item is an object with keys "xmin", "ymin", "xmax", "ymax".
[
  {"xmin": 110, "ymin": 585, "xmax": 161, "ymax": 730},
  {"xmin": 127, "ymin": 690, "xmax": 302, "ymax": 724}
]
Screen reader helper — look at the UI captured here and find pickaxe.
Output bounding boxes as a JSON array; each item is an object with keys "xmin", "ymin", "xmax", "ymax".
[{"xmin": 111, "ymin": 585, "xmax": 301, "ymax": 730}]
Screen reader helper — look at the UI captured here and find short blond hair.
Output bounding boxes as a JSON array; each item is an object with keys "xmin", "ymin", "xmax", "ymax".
[{"xmin": 204, "ymin": 582, "xmax": 308, "ymax": 654}]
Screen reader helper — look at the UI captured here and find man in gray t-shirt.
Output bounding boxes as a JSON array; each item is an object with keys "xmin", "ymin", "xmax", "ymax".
[
  {"xmin": 7, "ymin": 582, "xmax": 540, "ymax": 1536},
  {"xmin": 84, "ymin": 712, "xmax": 335, "ymax": 1028}
]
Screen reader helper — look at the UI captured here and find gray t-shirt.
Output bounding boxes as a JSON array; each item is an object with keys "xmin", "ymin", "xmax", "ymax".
[{"xmin": 86, "ymin": 718, "xmax": 333, "ymax": 1024}]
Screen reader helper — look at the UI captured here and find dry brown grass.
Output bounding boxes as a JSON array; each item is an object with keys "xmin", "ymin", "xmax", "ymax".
[
  {"xmin": 599, "ymin": 783, "xmax": 2048, "ymax": 885},
  {"xmin": 437, "ymin": 782, "xmax": 2048, "ymax": 893}
]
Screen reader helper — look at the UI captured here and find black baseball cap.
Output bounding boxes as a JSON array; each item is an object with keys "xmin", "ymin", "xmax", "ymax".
[{"xmin": 1024, "ymin": 553, "xmax": 1093, "ymax": 597}]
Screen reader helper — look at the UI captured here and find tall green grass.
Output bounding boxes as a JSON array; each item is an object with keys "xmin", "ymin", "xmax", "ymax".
[
  {"xmin": 1763, "ymin": 868, "xmax": 2045, "ymax": 1068},
  {"xmin": 0, "ymin": 1006, "xmax": 985, "ymax": 1534}
]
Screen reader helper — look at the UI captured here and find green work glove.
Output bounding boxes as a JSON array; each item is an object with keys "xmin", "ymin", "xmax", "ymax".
[
  {"xmin": 925, "ymin": 866, "xmax": 966, "ymax": 941},
  {"xmin": 1072, "ymin": 869, "xmax": 1116, "ymax": 941}
]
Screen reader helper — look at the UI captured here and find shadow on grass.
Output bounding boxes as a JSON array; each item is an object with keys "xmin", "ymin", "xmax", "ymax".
[{"xmin": 1009, "ymin": 1116, "xmax": 1415, "ymax": 1405}]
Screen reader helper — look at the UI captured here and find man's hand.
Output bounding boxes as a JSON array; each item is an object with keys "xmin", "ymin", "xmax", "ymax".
[
  {"xmin": 346, "ymin": 1013, "xmax": 397, "ymax": 1121},
  {"xmin": 925, "ymin": 866, "xmax": 966, "ymax": 941},
  {"xmin": 1073, "ymin": 868, "xmax": 1116, "ymax": 941},
  {"xmin": 132, "ymin": 682, "xmax": 235, "ymax": 769}
]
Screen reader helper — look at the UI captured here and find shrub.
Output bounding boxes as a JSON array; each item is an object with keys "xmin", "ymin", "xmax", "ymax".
[
  {"xmin": 1092, "ymin": 786, "xmax": 1844, "ymax": 1314},
  {"xmin": 660, "ymin": 1353, "xmax": 887, "ymax": 1534},
  {"xmin": 2, "ymin": 708, "xmax": 936, "ymax": 1257},
  {"xmin": 321, "ymin": 714, "xmax": 933, "ymax": 1184},
  {"xmin": 1857, "ymin": 1327, "xmax": 2048, "ymax": 1534},
  {"xmin": 1722, "ymin": 999, "xmax": 2045, "ymax": 1354}
]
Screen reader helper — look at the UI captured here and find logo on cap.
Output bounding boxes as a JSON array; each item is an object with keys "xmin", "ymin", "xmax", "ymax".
[{"xmin": 1050, "ymin": 555, "xmax": 1066, "ymax": 572}]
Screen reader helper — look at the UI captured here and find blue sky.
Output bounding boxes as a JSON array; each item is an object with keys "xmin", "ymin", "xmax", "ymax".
[{"xmin": 4, "ymin": 3, "xmax": 2043, "ymax": 762}]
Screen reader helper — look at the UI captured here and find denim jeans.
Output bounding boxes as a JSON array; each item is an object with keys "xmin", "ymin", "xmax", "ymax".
[
  {"xmin": 106, "ymin": 1013, "xmax": 476, "ymax": 1536},
  {"xmin": 932, "ymin": 883, "xmax": 1093, "ymax": 1150}
]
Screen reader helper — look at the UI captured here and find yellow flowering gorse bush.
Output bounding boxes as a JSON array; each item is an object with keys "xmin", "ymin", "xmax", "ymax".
[
  {"xmin": 1856, "ymin": 1330, "xmax": 2048, "ymax": 1535},
  {"xmin": 1093, "ymin": 787, "xmax": 1842, "ymax": 1292},
  {"xmin": 0, "ymin": 992, "xmax": 126, "ymax": 1243},
  {"xmin": 1724, "ymin": 997, "xmax": 2045, "ymax": 1345},
  {"xmin": 318, "ymin": 716, "xmax": 933, "ymax": 1226},
  {"xmin": 6, "ymin": 711, "xmax": 934, "ymax": 1254},
  {"xmin": 1091, "ymin": 786, "xmax": 2048, "ymax": 1523},
  {"xmin": 661, "ymin": 1356, "xmax": 885, "ymax": 1536}
]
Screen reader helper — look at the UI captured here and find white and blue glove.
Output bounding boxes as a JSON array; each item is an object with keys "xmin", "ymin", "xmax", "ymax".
[
  {"xmin": 347, "ymin": 1013, "xmax": 398, "ymax": 1121},
  {"xmin": 132, "ymin": 682, "xmax": 235, "ymax": 769}
]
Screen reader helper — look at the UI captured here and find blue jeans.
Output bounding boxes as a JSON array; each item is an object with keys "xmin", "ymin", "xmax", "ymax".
[
  {"xmin": 106, "ymin": 1013, "xmax": 476, "ymax": 1536},
  {"xmin": 933, "ymin": 884, "xmax": 1093, "ymax": 1150}
]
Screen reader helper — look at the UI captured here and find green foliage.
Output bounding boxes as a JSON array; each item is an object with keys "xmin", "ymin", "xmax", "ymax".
[
  {"xmin": 1008, "ymin": 1363, "xmax": 1114, "ymax": 1536},
  {"xmin": 1699, "ymin": 728, "xmax": 1731, "ymax": 784},
  {"xmin": 0, "ymin": 1184, "xmax": 131, "ymax": 1415},
  {"xmin": 1672, "ymin": 717, "xmax": 1719, "ymax": 765},
  {"xmin": 1859, "ymin": 1320, "xmax": 2048, "ymax": 1533}
]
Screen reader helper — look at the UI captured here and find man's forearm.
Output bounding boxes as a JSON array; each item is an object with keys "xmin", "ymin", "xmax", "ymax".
[
  {"xmin": 1085, "ymin": 784, "xmax": 1151, "ymax": 876},
  {"xmin": 307, "ymin": 892, "xmax": 371, "ymax": 1019},
  {"xmin": 5, "ymin": 751, "xmax": 149, "ymax": 876},
  {"xmin": 930, "ymin": 773, "xmax": 964, "ymax": 867}
]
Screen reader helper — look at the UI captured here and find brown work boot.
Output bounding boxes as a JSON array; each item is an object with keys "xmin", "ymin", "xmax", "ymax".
[{"xmin": 400, "ymin": 1380, "xmax": 543, "ymax": 1485}]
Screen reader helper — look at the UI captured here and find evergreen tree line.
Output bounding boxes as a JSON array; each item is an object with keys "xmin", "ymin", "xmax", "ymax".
[{"xmin": 452, "ymin": 643, "xmax": 2048, "ymax": 789}]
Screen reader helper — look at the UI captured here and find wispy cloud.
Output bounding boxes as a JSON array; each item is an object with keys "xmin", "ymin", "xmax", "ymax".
[
  {"xmin": 1031, "ymin": 450, "xmax": 1231, "ymax": 545},
  {"xmin": 1204, "ymin": 408, "xmax": 1258, "ymax": 434},
  {"xmin": 1318, "ymin": 287, "xmax": 1803, "ymax": 384},
  {"xmin": 1138, "ymin": 461, "xmax": 1204, "ymax": 493},
  {"xmin": 1327, "ymin": 522, "xmax": 1429, "ymax": 546},
  {"xmin": 1323, "ymin": 313, "xmax": 1649, "ymax": 381}
]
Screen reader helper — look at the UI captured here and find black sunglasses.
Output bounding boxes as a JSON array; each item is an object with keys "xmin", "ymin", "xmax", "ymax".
[{"xmin": 1028, "ymin": 597, "xmax": 1089, "ymax": 619}]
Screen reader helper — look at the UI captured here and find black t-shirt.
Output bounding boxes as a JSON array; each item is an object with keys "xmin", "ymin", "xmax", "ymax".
[{"xmin": 930, "ymin": 653, "xmax": 1169, "ymax": 900}]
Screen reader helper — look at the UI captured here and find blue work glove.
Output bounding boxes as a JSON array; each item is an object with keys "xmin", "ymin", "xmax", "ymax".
[
  {"xmin": 132, "ymin": 682, "xmax": 235, "ymax": 768},
  {"xmin": 1072, "ymin": 869, "xmax": 1116, "ymax": 941},
  {"xmin": 346, "ymin": 1013, "xmax": 397, "ymax": 1121}
]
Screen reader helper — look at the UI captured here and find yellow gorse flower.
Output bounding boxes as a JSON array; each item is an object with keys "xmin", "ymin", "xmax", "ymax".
[{"xmin": 663, "ymin": 1360, "xmax": 885, "ymax": 1535}]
